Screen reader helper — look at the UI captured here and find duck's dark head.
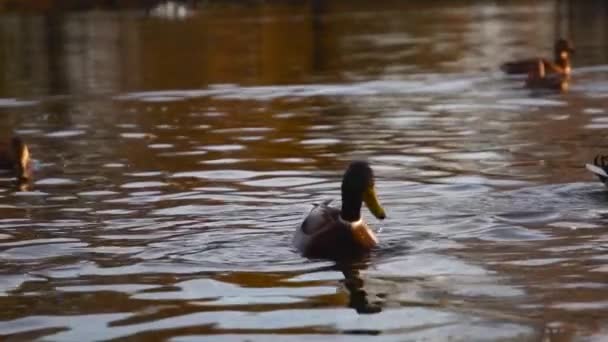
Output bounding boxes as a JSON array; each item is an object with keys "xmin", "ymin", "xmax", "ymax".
[
  {"xmin": 11, "ymin": 136, "xmax": 30, "ymax": 181},
  {"xmin": 554, "ymin": 38, "xmax": 574, "ymax": 65},
  {"xmin": 341, "ymin": 161, "xmax": 386, "ymax": 222}
]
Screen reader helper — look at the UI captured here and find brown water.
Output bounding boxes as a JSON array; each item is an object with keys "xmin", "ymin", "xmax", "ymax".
[{"xmin": 1, "ymin": 0, "xmax": 608, "ymax": 341}]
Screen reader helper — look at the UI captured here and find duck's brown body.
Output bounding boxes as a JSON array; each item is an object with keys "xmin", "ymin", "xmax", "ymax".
[
  {"xmin": 501, "ymin": 39, "xmax": 574, "ymax": 76},
  {"xmin": 0, "ymin": 136, "xmax": 31, "ymax": 181},
  {"xmin": 502, "ymin": 58, "xmax": 569, "ymax": 76},
  {"xmin": 294, "ymin": 201, "xmax": 378, "ymax": 259}
]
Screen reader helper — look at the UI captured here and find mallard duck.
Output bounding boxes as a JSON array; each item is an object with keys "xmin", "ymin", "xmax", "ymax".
[
  {"xmin": 501, "ymin": 38, "xmax": 574, "ymax": 76},
  {"xmin": 586, "ymin": 155, "xmax": 608, "ymax": 187},
  {"xmin": 294, "ymin": 161, "xmax": 386, "ymax": 259},
  {"xmin": 525, "ymin": 60, "xmax": 569, "ymax": 91},
  {"xmin": 0, "ymin": 136, "xmax": 31, "ymax": 182}
]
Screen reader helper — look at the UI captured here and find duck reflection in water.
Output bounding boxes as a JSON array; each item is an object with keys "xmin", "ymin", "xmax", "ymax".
[
  {"xmin": 337, "ymin": 259, "xmax": 383, "ymax": 314},
  {"xmin": 0, "ymin": 136, "xmax": 32, "ymax": 190},
  {"xmin": 294, "ymin": 161, "xmax": 386, "ymax": 313}
]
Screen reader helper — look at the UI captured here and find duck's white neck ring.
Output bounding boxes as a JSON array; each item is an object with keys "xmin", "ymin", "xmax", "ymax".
[{"xmin": 340, "ymin": 217, "xmax": 363, "ymax": 228}]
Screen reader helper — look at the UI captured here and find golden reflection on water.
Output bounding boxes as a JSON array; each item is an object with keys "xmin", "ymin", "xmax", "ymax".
[{"xmin": 0, "ymin": 0, "xmax": 608, "ymax": 341}]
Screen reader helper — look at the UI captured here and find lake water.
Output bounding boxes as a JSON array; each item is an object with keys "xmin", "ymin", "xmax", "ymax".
[{"xmin": 1, "ymin": 0, "xmax": 608, "ymax": 341}]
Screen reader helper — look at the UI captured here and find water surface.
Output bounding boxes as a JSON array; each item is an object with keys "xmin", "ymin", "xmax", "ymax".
[{"xmin": 1, "ymin": 0, "xmax": 608, "ymax": 341}]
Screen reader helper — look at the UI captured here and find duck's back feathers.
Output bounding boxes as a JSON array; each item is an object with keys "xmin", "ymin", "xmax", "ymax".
[
  {"xmin": 587, "ymin": 163, "xmax": 608, "ymax": 178},
  {"xmin": 300, "ymin": 201, "xmax": 339, "ymax": 234},
  {"xmin": 501, "ymin": 58, "xmax": 569, "ymax": 75},
  {"xmin": 587, "ymin": 155, "xmax": 608, "ymax": 186},
  {"xmin": 501, "ymin": 58, "xmax": 543, "ymax": 75},
  {"xmin": 294, "ymin": 202, "xmax": 348, "ymax": 256}
]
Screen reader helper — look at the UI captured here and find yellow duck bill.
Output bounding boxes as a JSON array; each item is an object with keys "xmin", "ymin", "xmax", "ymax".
[{"xmin": 362, "ymin": 185, "xmax": 386, "ymax": 219}]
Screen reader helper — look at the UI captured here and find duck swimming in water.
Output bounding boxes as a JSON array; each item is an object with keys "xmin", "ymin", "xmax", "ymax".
[
  {"xmin": 0, "ymin": 136, "xmax": 31, "ymax": 182},
  {"xmin": 586, "ymin": 155, "xmax": 608, "ymax": 187},
  {"xmin": 501, "ymin": 38, "xmax": 574, "ymax": 76},
  {"xmin": 294, "ymin": 161, "xmax": 386, "ymax": 259}
]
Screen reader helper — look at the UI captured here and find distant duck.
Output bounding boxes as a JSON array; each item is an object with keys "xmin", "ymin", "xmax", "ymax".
[
  {"xmin": 525, "ymin": 60, "xmax": 569, "ymax": 92},
  {"xmin": 294, "ymin": 161, "xmax": 386, "ymax": 259},
  {"xmin": 586, "ymin": 155, "xmax": 608, "ymax": 187},
  {"xmin": 0, "ymin": 136, "xmax": 31, "ymax": 182},
  {"xmin": 501, "ymin": 38, "xmax": 574, "ymax": 76}
]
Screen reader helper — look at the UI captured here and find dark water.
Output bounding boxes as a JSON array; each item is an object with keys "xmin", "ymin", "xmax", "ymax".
[{"xmin": 1, "ymin": 0, "xmax": 608, "ymax": 340}]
